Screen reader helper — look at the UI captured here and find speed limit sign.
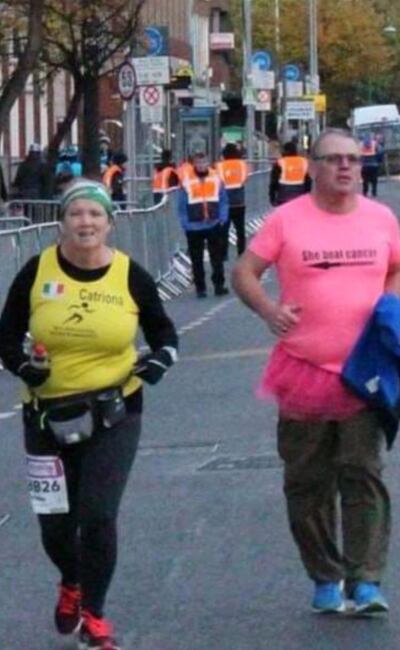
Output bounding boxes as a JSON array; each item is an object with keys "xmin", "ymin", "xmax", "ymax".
[{"xmin": 118, "ymin": 60, "xmax": 137, "ymax": 101}]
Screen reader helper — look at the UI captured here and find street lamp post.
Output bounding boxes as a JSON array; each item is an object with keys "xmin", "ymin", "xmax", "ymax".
[{"xmin": 243, "ymin": 0, "xmax": 255, "ymax": 160}]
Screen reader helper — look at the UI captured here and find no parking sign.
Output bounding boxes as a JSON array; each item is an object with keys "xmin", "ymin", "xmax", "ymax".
[{"xmin": 139, "ymin": 85, "xmax": 164, "ymax": 123}]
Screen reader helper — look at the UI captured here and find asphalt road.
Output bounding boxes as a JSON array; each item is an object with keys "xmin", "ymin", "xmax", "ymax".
[{"xmin": 1, "ymin": 179, "xmax": 400, "ymax": 649}]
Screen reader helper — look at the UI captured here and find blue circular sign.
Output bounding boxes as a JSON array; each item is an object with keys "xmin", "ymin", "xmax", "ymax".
[
  {"xmin": 251, "ymin": 50, "xmax": 273, "ymax": 71},
  {"xmin": 282, "ymin": 64, "xmax": 301, "ymax": 81},
  {"xmin": 144, "ymin": 27, "xmax": 164, "ymax": 56}
]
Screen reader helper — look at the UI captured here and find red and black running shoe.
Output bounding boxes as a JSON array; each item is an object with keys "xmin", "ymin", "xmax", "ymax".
[
  {"xmin": 78, "ymin": 609, "xmax": 121, "ymax": 650},
  {"xmin": 54, "ymin": 583, "xmax": 82, "ymax": 634}
]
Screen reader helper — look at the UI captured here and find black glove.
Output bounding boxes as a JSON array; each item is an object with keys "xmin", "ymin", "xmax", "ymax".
[
  {"xmin": 133, "ymin": 348, "xmax": 175, "ymax": 385},
  {"xmin": 18, "ymin": 361, "xmax": 50, "ymax": 388}
]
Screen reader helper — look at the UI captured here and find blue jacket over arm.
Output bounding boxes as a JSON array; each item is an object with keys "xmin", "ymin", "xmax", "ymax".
[{"xmin": 341, "ymin": 293, "xmax": 400, "ymax": 448}]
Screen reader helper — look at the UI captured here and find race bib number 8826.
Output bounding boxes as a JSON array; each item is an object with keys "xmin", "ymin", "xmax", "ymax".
[{"xmin": 26, "ymin": 455, "xmax": 69, "ymax": 514}]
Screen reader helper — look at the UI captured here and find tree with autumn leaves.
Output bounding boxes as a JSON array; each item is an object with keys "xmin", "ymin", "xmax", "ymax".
[
  {"xmin": 0, "ymin": 0, "xmax": 145, "ymax": 175},
  {"xmin": 231, "ymin": 0, "xmax": 400, "ymax": 124}
]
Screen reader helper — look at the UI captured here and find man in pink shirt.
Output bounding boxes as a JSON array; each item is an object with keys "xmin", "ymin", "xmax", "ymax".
[{"xmin": 232, "ymin": 129, "xmax": 400, "ymax": 616}]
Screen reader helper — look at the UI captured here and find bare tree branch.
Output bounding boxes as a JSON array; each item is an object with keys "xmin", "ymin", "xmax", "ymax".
[{"xmin": 0, "ymin": 0, "xmax": 45, "ymax": 136}]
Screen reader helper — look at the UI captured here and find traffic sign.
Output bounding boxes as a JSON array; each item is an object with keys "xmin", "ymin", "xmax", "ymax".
[
  {"xmin": 255, "ymin": 90, "xmax": 271, "ymax": 112},
  {"xmin": 285, "ymin": 99, "xmax": 315, "ymax": 121},
  {"xmin": 117, "ymin": 60, "xmax": 137, "ymax": 101},
  {"xmin": 140, "ymin": 85, "xmax": 164, "ymax": 123},
  {"xmin": 252, "ymin": 69, "xmax": 275, "ymax": 90},
  {"xmin": 144, "ymin": 26, "xmax": 169, "ymax": 56},
  {"xmin": 251, "ymin": 50, "xmax": 274, "ymax": 71},
  {"xmin": 286, "ymin": 81, "xmax": 304, "ymax": 98},
  {"xmin": 242, "ymin": 86, "xmax": 256, "ymax": 106},
  {"xmin": 143, "ymin": 85, "xmax": 161, "ymax": 106},
  {"xmin": 257, "ymin": 90, "xmax": 270, "ymax": 101},
  {"xmin": 304, "ymin": 93, "xmax": 327, "ymax": 112},
  {"xmin": 133, "ymin": 56, "xmax": 170, "ymax": 86},
  {"xmin": 282, "ymin": 63, "xmax": 302, "ymax": 82}
]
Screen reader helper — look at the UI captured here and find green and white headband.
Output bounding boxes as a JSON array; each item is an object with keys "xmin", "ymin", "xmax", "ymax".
[{"xmin": 60, "ymin": 180, "xmax": 114, "ymax": 217}]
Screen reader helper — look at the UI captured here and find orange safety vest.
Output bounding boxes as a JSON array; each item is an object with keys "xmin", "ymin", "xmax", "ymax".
[
  {"xmin": 361, "ymin": 141, "xmax": 377, "ymax": 157},
  {"xmin": 278, "ymin": 156, "xmax": 308, "ymax": 185},
  {"xmin": 177, "ymin": 161, "xmax": 195, "ymax": 184},
  {"xmin": 152, "ymin": 166, "xmax": 176, "ymax": 194},
  {"xmin": 216, "ymin": 159, "xmax": 248, "ymax": 189},
  {"xmin": 184, "ymin": 170, "xmax": 221, "ymax": 222},
  {"xmin": 102, "ymin": 164, "xmax": 121, "ymax": 189}
]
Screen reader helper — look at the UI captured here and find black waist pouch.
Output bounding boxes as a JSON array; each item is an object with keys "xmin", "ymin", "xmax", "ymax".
[
  {"xmin": 41, "ymin": 387, "xmax": 126, "ymax": 445},
  {"xmin": 95, "ymin": 388, "xmax": 126, "ymax": 428},
  {"xmin": 45, "ymin": 401, "xmax": 93, "ymax": 445}
]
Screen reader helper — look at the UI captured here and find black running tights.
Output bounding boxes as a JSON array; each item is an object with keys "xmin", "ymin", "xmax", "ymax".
[{"xmin": 24, "ymin": 408, "xmax": 141, "ymax": 617}]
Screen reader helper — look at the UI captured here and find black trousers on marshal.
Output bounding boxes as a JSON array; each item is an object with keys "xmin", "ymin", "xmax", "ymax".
[
  {"xmin": 186, "ymin": 224, "xmax": 225, "ymax": 293},
  {"xmin": 24, "ymin": 406, "xmax": 141, "ymax": 617},
  {"xmin": 221, "ymin": 205, "xmax": 246, "ymax": 259},
  {"xmin": 362, "ymin": 166, "xmax": 379, "ymax": 197}
]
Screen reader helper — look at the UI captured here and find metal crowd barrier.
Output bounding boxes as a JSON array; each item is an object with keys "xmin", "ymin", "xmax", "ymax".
[
  {"xmin": 0, "ymin": 217, "xmax": 31, "ymax": 230},
  {"xmin": 6, "ymin": 200, "xmax": 61, "ymax": 223},
  {"xmin": 0, "ymin": 171, "xmax": 270, "ymax": 313}
]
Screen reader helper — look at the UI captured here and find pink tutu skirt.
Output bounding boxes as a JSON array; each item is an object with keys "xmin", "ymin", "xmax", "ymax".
[{"xmin": 256, "ymin": 344, "xmax": 366, "ymax": 420}]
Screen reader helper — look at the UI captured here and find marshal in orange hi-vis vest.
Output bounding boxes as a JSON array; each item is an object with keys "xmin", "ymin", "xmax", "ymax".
[
  {"xmin": 184, "ymin": 172, "xmax": 221, "ymax": 223},
  {"xmin": 102, "ymin": 164, "xmax": 121, "ymax": 189},
  {"xmin": 152, "ymin": 166, "xmax": 176, "ymax": 194},
  {"xmin": 278, "ymin": 156, "xmax": 308, "ymax": 185},
  {"xmin": 216, "ymin": 159, "xmax": 248, "ymax": 189}
]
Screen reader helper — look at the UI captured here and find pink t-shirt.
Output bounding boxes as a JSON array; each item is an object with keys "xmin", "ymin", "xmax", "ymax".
[{"xmin": 249, "ymin": 194, "xmax": 400, "ymax": 372}]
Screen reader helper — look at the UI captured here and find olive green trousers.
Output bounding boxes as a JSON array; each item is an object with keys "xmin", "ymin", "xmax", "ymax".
[{"xmin": 277, "ymin": 410, "xmax": 391, "ymax": 586}]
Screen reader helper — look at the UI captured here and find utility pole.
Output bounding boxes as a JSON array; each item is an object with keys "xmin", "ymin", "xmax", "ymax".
[
  {"xmin": 243, "ymin": 0, "xmax": 255, "ymax": 161},
  {"xmin": 308, "ymin": 0, "xmax": 319, "ymax": 140},
  {"xmin": 275, "ymin": 0, "xmax": 280, "ymax": 57}
]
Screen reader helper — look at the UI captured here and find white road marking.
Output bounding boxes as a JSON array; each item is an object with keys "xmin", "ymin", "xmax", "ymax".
[
  {"xmin": 0, "ymin": 412, "xmax": 16, "ymax": 419},
  {"xmin": 177, "ymin": 297, "xmax": 236, "ymax": 337},
  {"xmin": 0, "ymin": 514, "xmax": 10, "ymax": 528}
]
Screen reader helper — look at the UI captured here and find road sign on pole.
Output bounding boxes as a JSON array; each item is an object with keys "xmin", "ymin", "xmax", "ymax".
[
  {"xmin": 285, "ymin": 99, "xmax": 315, "ymax": 121},
  {"xmin": 281, "ymin": 63, "xmax": 302, "ymax": 82},
  {"xmin": 133, "ymin": 57, "xmax": 170, "ymax": 86},
  {"xmin": 251, "ymin": 50, "xmax": 274, "ymax": 71},
  {"xmin": 255, "ymin": 90, "xmax": 271, "ymax": 111},
  {"xmin": 139, "ymin": 85, "xmax": 164, "ymax": 123},
  {"xmin": 144, "ymin": 26, "xmax": 169, "ymax": 56},
  {"xmin": 117, "ymin": 60, "xmax": 137, "ymax": 101}
]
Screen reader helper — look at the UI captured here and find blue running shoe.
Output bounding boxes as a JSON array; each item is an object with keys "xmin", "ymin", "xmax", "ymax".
[
  {"xmin": 351, "ymin": 582, "xmax": 388, "ymax": 615},
  {"xmin": 312, "ymin": 582, "xmax": 345, "ymax": 613}
]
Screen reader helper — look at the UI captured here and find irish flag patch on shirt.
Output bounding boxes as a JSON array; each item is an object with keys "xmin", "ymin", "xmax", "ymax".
[{"xmin": 42, "ymin": 282, "xmax": 65, "ymax": 298}]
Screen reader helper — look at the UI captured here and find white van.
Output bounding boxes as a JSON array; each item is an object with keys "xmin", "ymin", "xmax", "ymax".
[
  {"xmin": 351, "ymin": 104, "xmax": 400, "ymax": 129},
  {"xmin": 349, "ymin": 104, "xmax": 400, "ymax": 152}
]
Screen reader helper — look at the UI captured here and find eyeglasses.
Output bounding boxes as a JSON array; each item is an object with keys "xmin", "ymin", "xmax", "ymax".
[{"xmin": 312, "ymin": 153, "xmax": 362, "ymax": 166}]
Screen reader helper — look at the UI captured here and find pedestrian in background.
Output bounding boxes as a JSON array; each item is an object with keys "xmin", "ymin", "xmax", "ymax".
[
  {"xmin": 152, "ymin": 149, "xmax": 179, "ymax": 204},
  {"xmin": 103, "ymin": 151, "xmax": 128, "ymax": 206},
  {"xmin": 56, "ymin": 146, "xmax": 82, "ymax": 179},
  {"xmin": 178, "ymin": 152, "xmax": 229, "ymax": 298},
  {"xmin": 0, "ymin": 179, "xmax": 178, "ymax": 650},
  {"xmin": 232, "ymin": 128, "xmax": 400, "ymax": 615},
  {"xmin": 269, "ymin": 141, "xmax": 311, "ymax": 206},
  {"xmin": 217, "ymin": 143, "xmax": 249, "ymax": 259},
  {"xmin": 99, "ymin": 133, "xmax": 113, "ymax": 173},
  {"xmin": 360, "ymin": 133, "xmax": 383, "ymax": 198},
  {"xmin": 12, "ymin": 143, "xmax": 48, "ymax": 202}
]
